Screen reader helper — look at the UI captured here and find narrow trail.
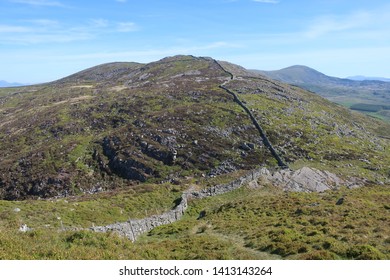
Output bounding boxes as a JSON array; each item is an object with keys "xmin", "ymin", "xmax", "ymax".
[{"xmin": 190, "ymin": 222, "xmax": 282, "ymax": 260}]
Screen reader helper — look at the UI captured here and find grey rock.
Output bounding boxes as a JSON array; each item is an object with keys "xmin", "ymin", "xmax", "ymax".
[
  {"xmin": 239, "ymin": 143, "xmax": 252, "ymax": 151},
  {"xmin": 336, "ymin": 197, "xmax": 344, "ymax": 205},
  {"xmin": 263, "ymin": 167, "xmax": 343, "ymax": 192},
  {"xmin": 19, "ymin": 224, "xmax": 32, "ymax": 232}
]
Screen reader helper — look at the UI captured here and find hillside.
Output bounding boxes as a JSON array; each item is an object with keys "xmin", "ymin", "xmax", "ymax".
[
  {"xmin": 254, "ymin": 66, "xmax": 390, "ymax": 122},
  {"xmin": 0, "ymin": 55, "xmax": 389, "ymax": 260}
]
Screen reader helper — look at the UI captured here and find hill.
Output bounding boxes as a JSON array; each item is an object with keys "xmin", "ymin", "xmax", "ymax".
[
  {"xmin": 254, "ymin": 66, "xmax": 390, "ymax": 122},
  {"xmin": 0, "ymin": 55, "xmax": 389, "ymax": 259},
  {"xmin": 0, "ymin": 80, "xmax": 25, "ymax": 87}
]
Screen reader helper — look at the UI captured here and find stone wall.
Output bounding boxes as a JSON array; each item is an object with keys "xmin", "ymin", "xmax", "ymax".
[
  {"xmin": 91, "ymin": 193, "xmax": 188, "ymax": 241},
  {"xmin": 90, "ymin": 165, "xmax": 345, "ymax": 241},
  {"xmin": 211, "ymin": 57, "xmax": 288, "ymax": 169},
  {"xmin": 219, "ymin": 84, "xmax": 288, "ymax": 169},
  {"xmin": 90, "ymin": 166, "xmax": 269, "ymax": 241}
]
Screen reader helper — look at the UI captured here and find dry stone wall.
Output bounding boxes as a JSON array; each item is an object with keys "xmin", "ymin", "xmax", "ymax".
[
  {"xmin": 91, "ymin": 193, "xmax": 188, "ymax": 241},
  {"xmin": 90, "ymin": 166, "xmax": 345, "ymax": 241},
  {"xmin": 90, "ymin": 166, "xmax": 269, "ymax": 241},
  {"xmin": 211, "ymin": 58, "xmax": 288, "ymax": 169}
]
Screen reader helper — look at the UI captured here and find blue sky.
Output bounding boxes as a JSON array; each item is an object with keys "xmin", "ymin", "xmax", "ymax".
[{"xmin": 1, "ymin": 0, "xmax": 390, "ymax": 83}]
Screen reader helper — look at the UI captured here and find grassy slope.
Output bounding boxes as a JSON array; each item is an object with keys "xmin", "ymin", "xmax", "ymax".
[{"xmin": 1, "ymin": 184, "xmax": 389, "ymax": 260}]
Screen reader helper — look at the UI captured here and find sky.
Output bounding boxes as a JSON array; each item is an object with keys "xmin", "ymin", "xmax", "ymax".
[{"xmin": 0, "ymin": 0, "xmax": 390, "ymax": 84}]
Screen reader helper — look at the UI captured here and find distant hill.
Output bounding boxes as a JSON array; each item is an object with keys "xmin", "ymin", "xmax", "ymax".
[
  {"xmin": 253, "ymin": 66, "xmax": 390, "ymax": 122},
  {"xmin": 0, "ymin": 80, "xmax": 25, "ymax": 87},
  {"xmin": 347, "ymin": 75, "xmax": 390, "ymax": 82}
]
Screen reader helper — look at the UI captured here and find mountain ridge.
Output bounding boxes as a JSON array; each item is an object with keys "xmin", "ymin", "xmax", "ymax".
[
  {"xmin": 253, "ymin": 65, "xmax": 390, "ymax": 86},
  {"xmin": 0, "ymin": 55, "xmax": 389, "ymax": 200}
]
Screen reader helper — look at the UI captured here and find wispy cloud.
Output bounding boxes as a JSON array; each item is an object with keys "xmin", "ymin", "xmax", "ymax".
[
  {"xmin": 39, "ymin": 41, "xmax": 238, "ymax": 61},
  {"xmin": 10, "ymin": 0, "xmax": 65, "ymax": 7},
  {"xmin": 24, "ymin": 19, "xmax": 60, "ymax": 27},
  {"xmin": 252, "ymin": 0, "xmax": 279, "ymax": 4},
  {"xmin": 0, "ymin": 18, "xmax": 139, "ymax": 44},
  {"xmin": 89, "ymin": 19, "xmax": 110, "ymax": 28},
  {"xmin": 304, "ymin": 11, "xmax": 372, "ymax": 38},
  {"xmin": 116, "ymin": 22, "xmax": 137, "ymax": 32},
  {"xmin": 0, "ymin": 24, "xmax": 31, "ymax": 33}
]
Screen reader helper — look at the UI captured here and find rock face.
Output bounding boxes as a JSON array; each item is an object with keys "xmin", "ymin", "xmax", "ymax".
[{"xmin": 102, "ymin": 137, "xmax": 155, "ymax": 181}]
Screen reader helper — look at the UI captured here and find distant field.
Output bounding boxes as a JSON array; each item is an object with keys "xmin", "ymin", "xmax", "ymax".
[
  {"xmin": 347, "ymin": 103, "xmax": 390, "ymax": 122},
  {"xmin": 350, "ymin": 103, "xmax": 390, "ymax": 112},
  {"xmin": 327, "ymin": 97, "xmax": 390, "ymax": 123}
]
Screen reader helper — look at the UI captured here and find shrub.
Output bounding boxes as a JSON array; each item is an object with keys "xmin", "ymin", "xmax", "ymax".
[{"xmin": 346, "ymin": 245, "xmax": 385, "ymax": 260}]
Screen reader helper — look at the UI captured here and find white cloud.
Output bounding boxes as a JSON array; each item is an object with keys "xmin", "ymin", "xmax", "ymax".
[
  {"xmin": 304, "ymin": 11, "xmax": 372, "ymax": 39},
  {"xmin": 0, "ymin": 24, "xmax": 31, "ymax": 33},
  {"xmin": 116, "ymin": 22, "xmax": 138, "ymax": 32},
  {"xmin": 0, "ymin": 18, "xmax": 139, "ymax": 44},
  {"xmin": 89, "ymin": 19, "xmax": 110, "ymax": 28},
  {"xmin": 115, "ymin": 0, "xmax": 127, "ymax": 3},
  {"xmin": 24, "ymin": 19, "xmax": 60, "ymax": 27},
  {"xmin": 252, "ymin": 0, "xmax": 279, "ymax": 4},
  {"xmin": 10, "ymin": 0, "xmax": 65, "ymax": 7},
  {"xmin": 28, "ymin": 41, "xmax": 237, "ymax": 62}
]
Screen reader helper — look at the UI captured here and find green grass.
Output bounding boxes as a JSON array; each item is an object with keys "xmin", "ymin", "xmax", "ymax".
[
  {"xmin": 144, "ymin": 184, "xmax": 390, "ymax": 260},
  {"xmin": 0, "ymin": 184, "xmax": 183, "ymax": 230},
  {"xmin": 2, "ymin": 183, "xmax": 388, "ymax": 259}
]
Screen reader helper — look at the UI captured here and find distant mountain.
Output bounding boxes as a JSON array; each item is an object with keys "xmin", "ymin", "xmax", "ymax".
[
  {"xmin": 0, "ymin": 80, "xmax": 25, "ymax": 87},
  {"xmin": 347, "ymin": 75, "xmax": 390, "ymax": 82},
  {"xmin": 253, "ymin": 65, "xmax": 390, "ymax": 88},
  {"xmin": 254, "ymin": 65, "xmax": 344, "ymax": 85},
  {"xmin": 253, "ymin": 66, "xmax": 390, "ymax": 122}
]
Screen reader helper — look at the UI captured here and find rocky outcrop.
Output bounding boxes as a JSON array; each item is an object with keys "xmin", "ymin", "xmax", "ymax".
[
  {"xmin": 259, "ymin": 166, "xmax": 343, "ymax": 192},
  {"xmin": 102, "ymin": 137, "xmax": 154, "ymax": 182},
  {"xmin": 139, "ymin": 140, "xmax": 177, "ymax": 165}
]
